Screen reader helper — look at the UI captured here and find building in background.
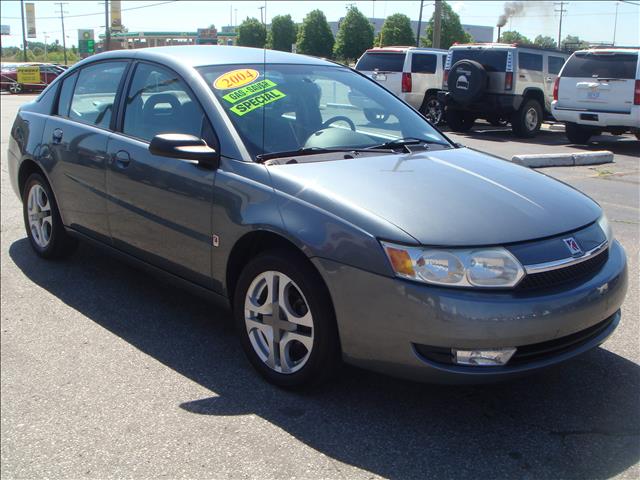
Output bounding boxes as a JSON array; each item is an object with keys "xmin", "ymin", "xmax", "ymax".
[
  {"xmin": 328, "ymin": 18, "xmax": 493, "ymax": 43},
  {"xmin": 98, "ymin": 27, "xmax": 237, "ymax": 50}
]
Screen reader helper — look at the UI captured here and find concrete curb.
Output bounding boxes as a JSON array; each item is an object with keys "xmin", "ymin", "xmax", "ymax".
[{"xmin": 511, "ymin": 150, "xmax": 613, "ymax": 168}]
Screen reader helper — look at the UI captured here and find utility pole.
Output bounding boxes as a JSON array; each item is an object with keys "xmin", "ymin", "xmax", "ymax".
[
  {"xmin": 433, "ymin": 0, "xmax": 442, "ymax": 49},
  {"xmin": 44, "ymin": 32, "xmax": 49, "ymax": 60},
  {"xmin": 416, "ymin": 1, "xmax": 424, "ymax": 47},
  {"xmin": 54, "ymin": 2, "xmax": 69, "ymax": 65},
  {"xmin": 613, "ymin": 0, "xmax": 619, "ymax": 45},
  {"xmin": 554, "ymin": 1, "xmax": 567, "ymax": 50},
  {"xmin": 258, "ymin": 6, "xmax": 265, "ymax": 24},
  {"xmin": 104, "ymin": 0, "xmax": 110, "ymax": 51},
  {"xmin": 20, "ymin": 0, "xmax": 28, "ymax": 61}
]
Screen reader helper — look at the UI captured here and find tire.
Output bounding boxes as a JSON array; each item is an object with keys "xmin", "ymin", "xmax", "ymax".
[
  {"xmin": 233, "ymin": 249, "xmax": 341, "ymax": 388},
  {"xmin": 420, "ymin": 94, "xmax": 444, "ymax": 125},
  {"xmin": 511, "ymin": 98, "xmax": 542, "ymax": 138},
  {"xmin": 447, "ymin": 59, "xmax": 487, "ymax": 104},
  {"xmin": 446, "ymin": 109, "xmax": 475, "ymax": 132},
  {"xmin": 364, "ymin": 108, "xmax": 389, "ymax": 124},
  {"xmin": 22, "ymin": 173, "xmax": 77, "ymax": 259},
  {"xmin": 565, "ymin": 123, "xmax": 593, "ymax": 144},
  {"xmin": 9, "ymin": 83, "xmax": 24, "ymax": 94}
]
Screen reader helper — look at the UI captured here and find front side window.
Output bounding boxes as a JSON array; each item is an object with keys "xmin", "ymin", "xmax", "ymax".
[
  {"xmin": 547, "ymin": 56, "xmax": 565, "ymax": 75},
  {"xmin": 69, "ymin": 61, "xmax": 127, "ymax": 129},
  {"xmin": 411, "ymin": 54, "xmax": 437, "ymax": 74},
  {"xmin": 123, "ymin": 63, "xmax": 209, "ymax": 144},
  {"xmin": 519, "ymin": 52, "xmax": 543, "ymax": 71},
  {"xmin": 199, "ymin": 64, "xmax": 451, "ymax": 159}
]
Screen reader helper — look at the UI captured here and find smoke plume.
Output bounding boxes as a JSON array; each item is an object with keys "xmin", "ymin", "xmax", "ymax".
[{"xmin": 497, "ymin": 2, "xmax": 525, "ymax": 27}]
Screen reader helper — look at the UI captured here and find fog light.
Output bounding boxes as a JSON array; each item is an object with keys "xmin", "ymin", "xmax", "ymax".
[{"xmin": 453, "ymin": 347, "xmax": 516, "ymax": 366}]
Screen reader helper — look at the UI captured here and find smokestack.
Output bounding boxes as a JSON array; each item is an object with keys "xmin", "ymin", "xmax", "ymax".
[
  {"xmin": 497, "ymin": 1, "xmax": 525, "ymax": 28},
  {"xmin": 497, "ymin": 26, "xmax": 501, "ymax": 42}
]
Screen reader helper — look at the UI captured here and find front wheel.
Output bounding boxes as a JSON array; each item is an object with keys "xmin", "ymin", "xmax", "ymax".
[
  {"xmin": 22, "ymin": 173, "xmax": 77, "ymax": 259},
  {"xmin": 234, "ymin": 250, "xmax": 341, "ymax": 388},
  {"xmin": 511, "ymin": 99, "xmax": 542, "ymax": 138},
  {"xmin": 420, "ymin": 95, "xmax": 444, "ymax": 125},
  {"xmin": 9, "ymin": 83, "xmax": 24, "ymax": 94},
  {"xmin": 565, "ymin": 123, "xmax": 594, "ymax": 144}
]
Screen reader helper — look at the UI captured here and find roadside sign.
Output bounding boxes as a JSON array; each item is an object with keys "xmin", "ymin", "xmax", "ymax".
[
  {"xmin": 111, "ymin": 0, "xmax": 122, "ymax": 32},
  {"xmin": 78, "ymin": 29, "xmax": 95, "ymax": 55},
  {"xmin": 16, "ymin": 66, "xmax": 41, "ymax": 84},
  {"xmin": 25, "ymin": 3, "xmax": 36, "ymax": 38}
]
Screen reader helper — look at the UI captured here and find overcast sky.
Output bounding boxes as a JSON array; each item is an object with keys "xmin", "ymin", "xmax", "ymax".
[{"xmin": 1, "ymin": 1, "xmax": 638, "ymax": 48}]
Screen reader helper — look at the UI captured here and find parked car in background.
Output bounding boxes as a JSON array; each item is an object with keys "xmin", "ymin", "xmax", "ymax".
[
  {"xmin": 552, "ymin": 47, "xmax": 640, "ymax": 144},
  {"xmin": 0, "ymin": 63, "xmax": 65, "ymax": 94},
  {"xmin": 8, "ymin": 46, "xmax": 628, "ymax": 388},
  {"xmin": 440, "ymin": 43, "xmax": 569, "ymax": 137},
  {"xmin": 355, "ymin": 46, "xmax": 448, "ymax": 124}
]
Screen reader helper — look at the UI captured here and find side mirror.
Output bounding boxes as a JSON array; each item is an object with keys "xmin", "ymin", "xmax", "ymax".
[{"xmin": 149, "ymin": 133, "xmax": 219, "ymax": 168}]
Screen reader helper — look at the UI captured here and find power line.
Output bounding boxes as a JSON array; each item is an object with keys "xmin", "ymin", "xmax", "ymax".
[{"xmin": 3, "ymin": 1, "xmax": 178, "ymax": 20}]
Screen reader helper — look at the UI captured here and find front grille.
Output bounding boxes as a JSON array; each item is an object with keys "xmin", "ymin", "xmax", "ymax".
[
  {"xmin": 413, "ymin": 313, "xmax": 617, "ymax": 367},
  {"xmin": 517, "ymin": 248, "xmax": 609, "ymax": 291}
]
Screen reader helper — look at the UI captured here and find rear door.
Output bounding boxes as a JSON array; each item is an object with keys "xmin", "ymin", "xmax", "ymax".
[
  {"xmin": 557, "ymin": 51, "xmax": 638, "ymax": 113},
  {"xmin": 411, "ymin": 53, "xmax": 438, "ymax": 92},
  {"xmin": 355, "ymin": 51, "xmax": 405, "ymax": 95},
  {"xmin": 105, "ymin": 61, "xmax": 217, "ymax": 287}
]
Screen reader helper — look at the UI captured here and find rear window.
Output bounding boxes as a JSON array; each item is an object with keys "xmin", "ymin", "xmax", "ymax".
[
  {"xmin": 450, "ymin": 49, "xmax": 508, "ymax": 72},
  {"xmin": 411, "ymin": 54, "xmax": 437, "ymax": 74},
  {"xmin": 562, "ymin": 52, "xmax": 638, "ymax": 79},
  {"xmin": 548, "ymin": 56, "xmax": 565, "ymax": 75},
  {"xmin": 356, "ymin": 52, "xmax": 405, "ymax": 72},
  {"xmin": 518, "ymin": 52, "xmax": 542, "ymax": 71}
]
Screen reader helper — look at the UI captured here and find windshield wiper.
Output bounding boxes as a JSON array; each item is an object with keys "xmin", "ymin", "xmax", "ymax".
[
  {"xmin": 256, "ymin": 146, "xmax": 394, "ymax": 163},
  {"xmin": 366, "ymin": 137, "xmax": 449, "ymax": 152}
]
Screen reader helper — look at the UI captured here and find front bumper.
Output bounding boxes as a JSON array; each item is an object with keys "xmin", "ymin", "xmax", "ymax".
[
  {"xmin": 312, "ymin": 240, "xmax": 628, "ymax": 383},
  {"xmin": 552, "ymin": 102, "xmax": 640, "ymax": 129}
]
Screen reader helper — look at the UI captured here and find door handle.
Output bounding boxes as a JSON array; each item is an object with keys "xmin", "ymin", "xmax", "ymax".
[
  {"xmin": 52, "ymin": 128, "xmax": 63, "ymax": 144},
  {"xmin": 114, "ymin": 150, "xmax": 131, "ymax": 168}
]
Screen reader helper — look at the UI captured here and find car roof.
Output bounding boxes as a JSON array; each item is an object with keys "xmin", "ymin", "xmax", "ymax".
[
  {"xmin": 573, "ymin": 47, "xmax": 639, "ymax": 55},
  {"xmin": 365, "ymin": 46, "xmax": 447, "ymax": 53},
  {"xmin": 83, "ymin": 45, "xmax": 335, "ymax": 68}
]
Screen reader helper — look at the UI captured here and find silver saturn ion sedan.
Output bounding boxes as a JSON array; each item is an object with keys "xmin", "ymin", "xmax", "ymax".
[{"xmin": 7, "ymin": 46, "xmax": 628, "ymax": 387}]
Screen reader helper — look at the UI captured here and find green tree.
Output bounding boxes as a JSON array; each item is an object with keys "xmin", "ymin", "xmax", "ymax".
[
  {"xmin": 534, "ymin": 35, "xmax": 557, "ymax": 49},
  {"xmin": 267, "ymin": 14, "xmax": 297, "ymax": 52},
  {"xmin": 379, "ymin": 13, "xmax": 415, "ymax": 47},
  {"xmin": 499, "ymin": 30, "xmax": 531, "ymax": 45},
  {"xmin": 297, "ymin": 9, "xmax": 334, "ymax": 58},
  {"xmin": 421, "ymin": 1, "xmax": 471, "ymax": 49},
  {"xmin": 237, "ymin": 17, "xmax": 267, "ymax": 48},
  {"xmin": 333, "ymin": 6, "xmax": 374, "ymax": 62},
  {"xmin": 561, "ymin": 34, "xmax": 589, "ymax": 51}
]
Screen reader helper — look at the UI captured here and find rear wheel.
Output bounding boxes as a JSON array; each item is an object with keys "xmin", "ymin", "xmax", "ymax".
[
  {"xmin": 234, "ymin": 249, "xmax": 340, "ymax": 388},
  {"xmin": 446, "ymin": 109, "xmax": 475, "ymax": 132},
  {"xmin": 511, "ymin": 98, "xmax": 542, "ymax": 138},
  {"xmin": 9, "ymin": 83, "xmax": 24, "ymax": 94},
  {"xmin": 22, "ymin": 173, "xmax": 77, "ymax": 259},
  {"xmin": 420, "ymin": 94, "xmax": 444, "ymax": 125},
  {"xmin": 565, "ymin": 123, "xmax": 593, "ymax": 144}
]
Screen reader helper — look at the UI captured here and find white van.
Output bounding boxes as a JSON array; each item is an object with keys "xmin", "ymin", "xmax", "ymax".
[
  {"xmin": 355, "ymin": 46, "xmax": 448, "ymax": 124},
  {"xmin": 552, "ymin": 47, "xmax": 640, "ymax": 144}
]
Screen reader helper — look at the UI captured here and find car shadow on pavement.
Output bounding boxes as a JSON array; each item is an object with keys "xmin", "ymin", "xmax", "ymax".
[{"xmin": 10, "ymin": 238, "xmax": 640, "ymax": 480}]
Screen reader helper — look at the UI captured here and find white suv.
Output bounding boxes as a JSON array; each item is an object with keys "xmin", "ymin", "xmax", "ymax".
[
  {"xmin": 355, "ymin": 46, "xmax": 448, "ymax": 124},
  {"xmin": 552, "ymin": 47, "xmax": 640, "ymax": 144}
]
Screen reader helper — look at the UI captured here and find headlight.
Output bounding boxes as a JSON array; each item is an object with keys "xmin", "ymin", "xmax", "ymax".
[
  {"xmin": 381, "ymin": 242, "xmax": 525, "ymax": 288},
  {"xmin": 597, "ymin": 214, "xmax": 614, "ymax": 244}
]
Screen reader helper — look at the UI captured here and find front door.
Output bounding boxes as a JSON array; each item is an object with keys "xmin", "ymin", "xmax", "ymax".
[{"xmin": 106, "ymin": 62, "xmax": 217, "ymax": 287}]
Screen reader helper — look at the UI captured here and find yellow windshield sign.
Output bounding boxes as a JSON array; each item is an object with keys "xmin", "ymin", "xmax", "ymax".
[
  {"xmin": 223, "ymin": 79, "xmax": 277, "ymax": 103},
  {"xmin": 16, "ymin": 66, "xmax": 41, "ymax": 84},
  {"xmin": 230, "ymin": 89, "xmax": 287, "ymax": 116},
  {"xmin": 213, "ymin": 68, "xmax": 259, "ymax": 90}
]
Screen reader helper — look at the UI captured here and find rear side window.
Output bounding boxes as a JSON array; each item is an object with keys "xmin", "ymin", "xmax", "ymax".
[
  {"xmin": 519, "ymin": 52, "xmax": 543, "ymax": 71},
  {"xmin": 69, "ymin": 61, "xmax": 127, "ymax": 129},
  {"xmin": 562, "ymin": 53, "xmax": 638, "ymax": 79},
  {"xmin": 57, "ymin": 73, "xmax": 77, "ymax": 116},
  {"xmin": 441, "ymin": 54, "xmax": 447, "ymax": 68},
  {"xmin": 356, "ymin": 53, "xmax": 405, "ymax": 72},
  {"xmin": 450, "ymin": 50, "xmax": 507, "ymax": 72},
  {"xmin": 547, "ymin": 56, "xmax": 565, "ymax": 75},
  {"xmin": 411, "ymin": 54, "xmax": 437, "ymax": 74}
]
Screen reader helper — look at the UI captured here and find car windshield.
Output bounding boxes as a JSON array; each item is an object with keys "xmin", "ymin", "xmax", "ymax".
[{"xmin": 198, "ymin": 63, "xmax": 450, "ymax": 159}]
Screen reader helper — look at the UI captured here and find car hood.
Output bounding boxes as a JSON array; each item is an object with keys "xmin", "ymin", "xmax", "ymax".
[{"xmin": 267, "ymin": 147, "xmax": 601, "ymax": 246}]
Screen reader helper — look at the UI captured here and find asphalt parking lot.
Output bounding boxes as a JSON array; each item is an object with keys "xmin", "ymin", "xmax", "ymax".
[{"xmin": 1, "ymin": 93, "xmax": 639, "ymax": 479}]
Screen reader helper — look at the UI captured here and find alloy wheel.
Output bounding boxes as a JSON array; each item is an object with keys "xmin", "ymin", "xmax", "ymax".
[
  {"xmin": 27, "ymin": 184, "xmax": 53, "ymax": 248},
  {"xmin": 525, "ymin": 107, "xmax": 538, "ymax": 131},
  {"xmin": 425, "ymin": 98, "xmax": 443, "ymax": 124},
  {"xmin": 244, "ymin": 271, "xmax": 314, "ymax": 374}
]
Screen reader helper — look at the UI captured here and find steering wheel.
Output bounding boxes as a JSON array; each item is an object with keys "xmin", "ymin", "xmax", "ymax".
[{"xmin": 321, "ymin": 115, "xmax": 356, "ymax": 131}]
